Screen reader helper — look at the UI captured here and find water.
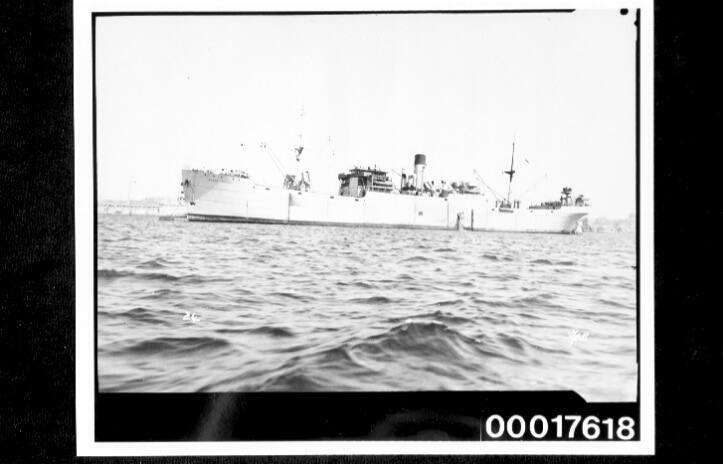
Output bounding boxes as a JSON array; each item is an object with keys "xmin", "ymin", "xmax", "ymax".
[{"xmin": 97, "ymin": 215, "xmax": 637, "ymax": 401}]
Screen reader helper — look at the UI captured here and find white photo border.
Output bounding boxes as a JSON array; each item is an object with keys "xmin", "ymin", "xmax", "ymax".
[{"xmin": 75, "ymin": 0, "xmax": 655, "ymax": 455}]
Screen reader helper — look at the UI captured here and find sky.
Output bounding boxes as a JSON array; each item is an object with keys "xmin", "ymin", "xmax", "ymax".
[{"xmin": 96, "ymin": 10, "xmax": 637, "ymax": 218}]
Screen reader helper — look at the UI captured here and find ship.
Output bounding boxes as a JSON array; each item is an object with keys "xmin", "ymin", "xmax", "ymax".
[{"xmin": 180, "ymin": 141, "xmax": 590, "ymax": 234}]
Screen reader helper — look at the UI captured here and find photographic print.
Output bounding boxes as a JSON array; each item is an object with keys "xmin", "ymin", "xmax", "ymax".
[{"xmin": 75, "ymin": 0, "xmax": 654, "ymax": 455}]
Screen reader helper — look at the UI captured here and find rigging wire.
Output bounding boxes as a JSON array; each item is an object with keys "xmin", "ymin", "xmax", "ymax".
[
  {"xmin": 472, "ymin": 169, "xmax": 505, "ymax": 201},
  {"xmin": 261, "ymin": 142, "xmax": 288, "ymax": 177},
  {"xmin": 519, "ymin": 172, "xmax": 550, "ymax": 198}
]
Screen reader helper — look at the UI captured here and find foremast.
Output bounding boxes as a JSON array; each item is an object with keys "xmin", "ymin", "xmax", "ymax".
[{"xmin": 503, "ymin": 139, "xmax": 516, "ymax": 208}]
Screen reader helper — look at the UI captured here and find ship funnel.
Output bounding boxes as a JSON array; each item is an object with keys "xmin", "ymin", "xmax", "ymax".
[{"xmin": 414, "ymin": 154, "xmax": 427, "ymax": 190}]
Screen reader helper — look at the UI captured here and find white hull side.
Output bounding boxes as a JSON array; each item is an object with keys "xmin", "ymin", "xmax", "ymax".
[{"xmin": 182, "ymin": 169, "xmax": 588, "ymax": 234}]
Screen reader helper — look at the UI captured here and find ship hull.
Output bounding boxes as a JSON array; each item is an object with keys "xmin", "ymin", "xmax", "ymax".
[{"xmin": 182, "ymin": 169, "xmax": 588, "ymax": 234}]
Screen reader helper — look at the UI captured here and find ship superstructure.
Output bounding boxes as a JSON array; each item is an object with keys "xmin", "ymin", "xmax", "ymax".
[{"xmin": 181, "ymin": 144, "xmax": 589, "ymax": 233}]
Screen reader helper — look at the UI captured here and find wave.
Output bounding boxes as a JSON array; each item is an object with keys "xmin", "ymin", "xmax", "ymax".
[
  {"xmin": 387, "ymin": 309, "xmax": 474, "ymax": 325},
  {"xmin": 98, "ymin": 269, "xmax": 141, "ymax": 279},
  {"xmin": 497, "ymin": 333, "xmax": 525, "ymax": 351},
  {"xmin": 430, "ymin": 299, "xmax": 465, "ymax": 307},
  {"xmin": 101, "ymin": 306, "xmax": 170, "ymax": 325},
  {"xmin": 122, "ymin": 336, "xmax": 232, "ymax": 356},
  {"xmin": 315, "ymin": 346, "xmax": 358, "ymax": 365},
  {"xmin": 471, "ymin": 297, "xmax": 517, "ymax": 308},
  {"xmin": 97, "ymin": 268, "xmax": 208, "ymax": 283},
  {"xmin": 516, "ymin": 296, "xmax": 552, "ymax": 306},
  {"xmin": 309, "ymin": 346, "xmax": 382, "ymax": 379},
  {"xmin": 596, "ymin": 298, "xmax": 633, "ymax": 309},
  {"xmin": 523, "ymin": 340, "xmax": 572, "ymax": 355},
  {"xmin": 259, "ymin": 368, "xmax": 326, "ymax": 391},
  {"xmin": 137, "ymin": 257, "xmax": 176, "ymax": 269},
  {"xmin": 336, "ymin": 281, "xmax": 373, "ymax": 289},
  {"xmin": 426, "ymin": 310, "xmax": 474, "ymax": 324},
  {"xmin": 517, "ymin": 312, "xmax": 543, "ymax": 320},
  {"xmin": 400, "ymin": 255, "xmax": 431, "ymax": 263},
  {"xmin": 139, "ymin": 288, "xmax": 178, "ymax": 299},
  {"xmin": 216, "ymin": 326, "xmax": 295, "ymax": 338},
  {"xmin": 471, "ymin": 295, "xmax": 564, "ymax": 310},
  {"xmin": 269, "ymin": 291, "xmax": 309, "ymax": 301},
  {"xmin": 351, "ymin": 321, "xmax": 492, "ymax": 363},
  {"xmin": 348, "ymin": 295, "xmax": 394, "ymax": 304},
  {"xmin": 530, "ymin": 258, "xmax": 577, "ymax": 266}
]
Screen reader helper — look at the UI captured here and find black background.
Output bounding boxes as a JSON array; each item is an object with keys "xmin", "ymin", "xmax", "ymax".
[
  {"xmin": 96, "ymin": 392, "xmax": 638, "ymax": 441},
  {"xmin": 0, "ymin": 0, "xmax": 717, "ymax": 462}
]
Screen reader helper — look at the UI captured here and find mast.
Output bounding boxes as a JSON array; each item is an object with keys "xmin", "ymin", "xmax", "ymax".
[
  {"xmin": 294, "ymin": 136, "xmax": 304, "ymax": 180},
  {"xmin": 294, "ymin": 106, "xmax": 304, "ymax": 181},
  {"xmin": 504, "ymin": 139, "xmax": 516, "ymax": 205}
]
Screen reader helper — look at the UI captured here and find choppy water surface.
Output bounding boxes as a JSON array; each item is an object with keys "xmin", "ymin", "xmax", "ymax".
[{"xmin": 98, "ymin": 215, "xmax": 637, "ymax": 401}]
